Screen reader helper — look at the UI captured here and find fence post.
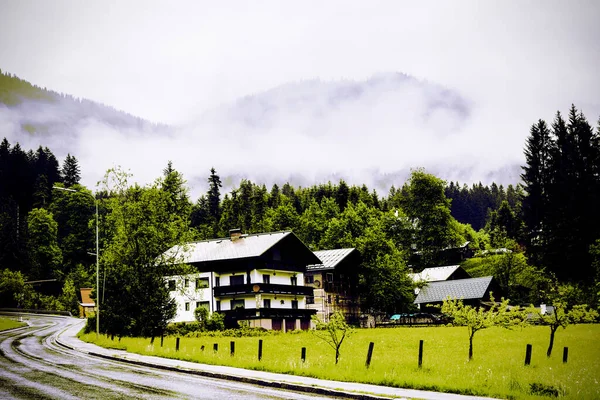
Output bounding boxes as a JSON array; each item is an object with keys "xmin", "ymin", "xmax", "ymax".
[
  {"xmin": 150, "ymin": 336, "xmax": 155, "ymax": 345},
  {"xmin": 524, "ymin": 344, "xmax": 532, "ymax": 366},
  {"xmin": 213, "ymin": 343, "xmax": 218, "ymax": 353},
  {"xmin": 258, "ymin": 339, "xmax": 263, "ymax": 361},
  {"xmin": 230, "ymin": 341, "xmax": 235, "ymax": 356},
  {"xmin": 418, "ymin": 340, "xmax": 424, "ymax": 368},
  {"xmin": 160, "ymin": 335, "xmax": 164, "ymax": 347},
  {"xmin": 365, "ymin": 342, "xmax": 375, "ymax": 368},
  {"xmin": 301, "ymin": 347, "xmax": 306, "ymax": 363},
  {"xmin": 563, "ymin": 347, "xmax": 568, "ymax": 363},
  {"xmin": 176, "ymin": 337, "xmax": 180, "ymax": 352}
]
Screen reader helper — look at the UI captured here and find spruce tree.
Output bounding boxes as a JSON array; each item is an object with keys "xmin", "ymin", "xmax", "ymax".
[
  {"xmin": 61, "ymin": 154, "xmax": 81, "ymax": 187},
  {"xmin": 521, "ymin": 119, "xmax": 553, "ymax": 266},
  {"xmin": 207, "ymin": 168, "xmax": 222, "ymax": 233}
]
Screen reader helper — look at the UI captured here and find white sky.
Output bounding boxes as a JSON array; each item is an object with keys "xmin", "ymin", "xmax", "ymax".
[{"xmin": 1, "ymin": 1, "xmax": 599, "ymax": 196}]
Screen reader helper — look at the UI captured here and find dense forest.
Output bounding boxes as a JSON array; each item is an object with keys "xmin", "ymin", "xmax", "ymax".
[{"xmin": 1, "ymin": 105, "xmax": 599, "ymax": 336}]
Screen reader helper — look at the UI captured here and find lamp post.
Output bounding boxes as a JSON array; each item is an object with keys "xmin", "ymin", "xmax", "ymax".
[{"xmin": 53, "ymin": 186, "xmax": 100, "ymax": 338}]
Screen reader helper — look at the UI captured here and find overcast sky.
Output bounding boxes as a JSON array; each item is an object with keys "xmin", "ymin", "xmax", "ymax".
[{"xmin": 1, "ymin": 1, "xmax": 599, "ymax": 196}]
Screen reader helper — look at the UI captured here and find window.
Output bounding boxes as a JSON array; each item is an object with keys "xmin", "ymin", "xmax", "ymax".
[
  {"xmin": 263, "ymin": 299, "xmax": 271, "ymax": 309},
  {"xmin": 327, "ymin": 295, "xmax": 332, "ymax": 304},
  {"xmin": 306, "ymin": 296, "xmax": 315, "ymax": 305},
  {"xmin": 196, "ymin": 278, "xmax": 209, "ymax": 289},
  {"xmin": 231, "ymin": 299, "xmax": 245, "ymax": 310},
  {"xmin": 290, "ymin": 276, "xmax": 297, "ymax": 286},
  {"xmin": 305, "ymin": 275, "xmax": 314, "ymax": 284},
  {"xmin": 185, "ymin": 302, "xmax": 190, "ymax": 311},
  {"xmin": 168, "ymin": 280, "xmax": 175, "ymax": 291},
  {"xmin": 216, "ymin": 300, "xmax": 221, "ymax": 311},
  {"xmin": 326, "ymin": 273, "xmax": 333, "ymax": 283},
  {"xmin": 215, "ymin": 277, "xmax": 220, "ymax": 287},
  {"xmin": 196, "ymin": 301, "xmax": 209, "ymax": 310},
  {"xmin": 184, "ymin": 279, "xmax": 189, "ymax": 288},
  {"xmin": 262, "ymin": 274, "xmax": 270, "ymax": 284},
  {"xmin": 230, "ymin": 275, "xmax": 244, "ymax": 286},
  {"xmin": 291, "ymin": 300, "xmax": 298, "ymax": 309}
]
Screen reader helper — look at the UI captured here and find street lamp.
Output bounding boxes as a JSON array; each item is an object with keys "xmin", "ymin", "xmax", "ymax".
[{"xmin": 53, "ymin": 186, "xmax": 100, "ymax": 338}]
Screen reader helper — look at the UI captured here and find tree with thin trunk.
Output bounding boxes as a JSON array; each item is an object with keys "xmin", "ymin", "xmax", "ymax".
[
  {"xmin": 442, "ymin": 294, "xmax": 525, "ymax": 361},
  {"xmin": 311, "ymin": 311, "xmax": 352, "ymax": 365},
  {"xmin": 528, "ymin": 284, "xmax": 598, "ymax": 357}
]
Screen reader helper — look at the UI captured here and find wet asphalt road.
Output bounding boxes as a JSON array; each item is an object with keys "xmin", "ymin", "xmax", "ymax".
[{"xmin": 0, "ymin": 315, "xmax": 335, "ymax": 400}]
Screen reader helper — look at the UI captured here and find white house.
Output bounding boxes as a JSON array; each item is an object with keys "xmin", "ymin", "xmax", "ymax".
[{"xmin": 164, "ymin": 229, "xmax": 321, "ymax": 331}]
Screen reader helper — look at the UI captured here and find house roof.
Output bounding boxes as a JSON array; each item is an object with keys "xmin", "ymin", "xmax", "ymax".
[
  {"xmin": 307, "ymin": 248, "xmax": 356, "ymax": 271},
  {"xmin": 409, "ymin": 265, "xmax": 462, "ymax": 282},
  {"xmin": 79, "ymin": 288, "xmax": 94, "ymax": 306},
  {"xmin": 164, "ymin": 231, "xmax": 319, "ymax": 265},
  {"xmin": 413, "ymin": 276, "xmax": 494, "ymax": 304}
]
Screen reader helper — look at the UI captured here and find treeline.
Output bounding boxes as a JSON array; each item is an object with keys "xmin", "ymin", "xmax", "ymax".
[{"xmin": 0, "ymin": 105, "xmax": 599, "ymax": 334}]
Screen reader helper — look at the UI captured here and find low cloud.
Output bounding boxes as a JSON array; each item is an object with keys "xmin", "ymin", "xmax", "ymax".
[{"xmin": 3, "ymin": 72, "xmax": 540, "ymax": 199}]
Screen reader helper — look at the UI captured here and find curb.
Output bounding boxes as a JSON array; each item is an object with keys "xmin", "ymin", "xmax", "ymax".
[{"xmin": 54, "ymin": 335, "xmax": 394, "ymax": 400}]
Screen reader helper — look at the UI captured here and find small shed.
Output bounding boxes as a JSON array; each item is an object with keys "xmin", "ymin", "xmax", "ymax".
[
  {"xmin": 413, "ymin": 276, "xmax": 499, "ymax": 312},
  {"xmin": 78, "ymin": 288, "xmax": 95, "ymax": 318}
]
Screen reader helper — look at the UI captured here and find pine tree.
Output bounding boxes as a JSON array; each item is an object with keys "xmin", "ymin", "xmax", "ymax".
[{"xmin": 61, "ymin": 154, "xmax": 81, "ymax": 187}]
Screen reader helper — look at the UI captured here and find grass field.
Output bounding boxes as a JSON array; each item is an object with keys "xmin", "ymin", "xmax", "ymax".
[
  {"xmin": 80, "ymin": 324, "xmax": 600, "ymax": 399},
  {"xmin": 0, "ymin": 316, "xmax": 26, "ymax": 331}
]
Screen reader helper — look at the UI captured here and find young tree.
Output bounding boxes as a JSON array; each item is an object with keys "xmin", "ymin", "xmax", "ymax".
[
  {"xmin": 530, "ymin": 282, "xmax": 598, "ymax": 357},
  {"xmin": 442, "ymin": 295, "xmax": 525, "ymax": 360},
  {"xmin": 311, "ymin": 311, "xmax": 352, "ymax": 365}
]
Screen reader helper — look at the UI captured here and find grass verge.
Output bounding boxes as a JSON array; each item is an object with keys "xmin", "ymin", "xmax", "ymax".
[
  {"xmin": 0, "ymin": 316, "xmax": 27, "ymax": 331},
  {"xmin": 79, "ymin": 324, "xmax": 600, "ymax": 399}
]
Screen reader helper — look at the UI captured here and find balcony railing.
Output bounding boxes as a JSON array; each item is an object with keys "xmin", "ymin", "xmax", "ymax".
[
  {"xmin": 213, "ymin": 283, "xmax": 313, "ymax": 297},
  {"xmin": 223, "ymin": 307, "xmax": 316, "ymax": 319}
]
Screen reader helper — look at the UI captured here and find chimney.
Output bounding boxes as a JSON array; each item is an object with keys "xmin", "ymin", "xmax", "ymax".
[{"xmin": 229, "ymin": 228, "xmax": 242, "ymax": 241}]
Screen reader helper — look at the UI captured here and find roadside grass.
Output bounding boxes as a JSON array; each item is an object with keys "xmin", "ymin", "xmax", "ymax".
[
  {"xmin": 0, "ymin": 316, "xmax": 26, "ymax": 331},
  {"xmin": 79, "ymin": 324, "xmax": 600, "ymax": 399}
]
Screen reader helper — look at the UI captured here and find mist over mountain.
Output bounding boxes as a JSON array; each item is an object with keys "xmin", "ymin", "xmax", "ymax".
[{"xmin": 1, "ymin": 70, "xmax": 523, "ymax": 198}]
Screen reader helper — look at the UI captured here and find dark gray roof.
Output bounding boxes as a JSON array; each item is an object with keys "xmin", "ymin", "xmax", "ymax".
[
  {"xmin": 414, "ymin": 276, "xmax": 494, "ymax": 304},
  {"xmin": 307, "ymin": 248, "xmax": 355, "ymax": 271},
  {"xmin": 164, "ymin": 231, "xmax": 294, "ymax": 264}
]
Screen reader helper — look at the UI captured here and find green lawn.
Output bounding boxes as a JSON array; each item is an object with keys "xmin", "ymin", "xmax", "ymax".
[
  {"xmin": 80, "ymin": 324, "xmax": 600, "ymax": 399},
  {"xmin": 0, "ymin": 316, "xmax": 26, "ymax": 331}
]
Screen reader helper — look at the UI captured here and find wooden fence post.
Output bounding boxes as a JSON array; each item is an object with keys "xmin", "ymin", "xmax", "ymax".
[
  {"xmin": 418, "ymin": 340, "xmax": 424, "ymax": 368},
  {"xmin": 213, "ymin": 343, "xmax": 218, "ymax": 352},
  {"xmin": 160, "ymin": 335, "xmax": 164, "ymax": 347},
  {"xmin": 176, "ymin": 337, "xmax": 180, "ymax": 352},
  {"xmin": 524, "ymin": 344, "xmax": 532, "ymax": 366},
  {"xmin": 258, "ymin": 339, "xmax": 263, "ymax": 361},
  {"xmin": 365, "ymin": 342, "xmax": 375, "ymax": 368},
  {"xmin": 230, "ymin": 341, "xmax": 235, "ymax": 356},
  {"xmin": 301, "ymin": 347, "xmax": 306, "ymax": 363},
  {"xmin": 563, "ymin": 347, "xmax": 568, "ymax": 363}
]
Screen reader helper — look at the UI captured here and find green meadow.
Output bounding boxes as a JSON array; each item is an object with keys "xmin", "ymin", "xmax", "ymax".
[
  {"xmin": 0, "ymin": 316, "xmax": 26, "ymax": 331},
  {"xmin": 80, "ymin": 324, "xmax": 600, "ymax": 399}
]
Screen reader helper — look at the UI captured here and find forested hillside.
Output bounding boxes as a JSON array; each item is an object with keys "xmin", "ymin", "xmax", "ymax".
[
  {"xmin": 1, "ymin": 105, "xmax": 599, "ymax": 336},
  {"xmin": 0, "ymin": 69, "xmax": 167, "ymax": 137}
]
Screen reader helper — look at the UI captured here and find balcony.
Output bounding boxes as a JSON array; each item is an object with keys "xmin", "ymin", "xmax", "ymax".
[
  {"xmin": 224, "ymin": 307, "xmax": 316, "ymax": 319},
  {"xmin": 213, "ymin": 283, "xmax": 313, "ymax": 297}
]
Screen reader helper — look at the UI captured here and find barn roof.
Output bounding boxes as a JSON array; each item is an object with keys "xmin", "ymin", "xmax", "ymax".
[
  {"xmin": 307, "ymin": 248, "xmax": 356, "ymax": 271},
  {"xmin": 414, "ymin": 276, "xmax": 494, "ymax": 304}
]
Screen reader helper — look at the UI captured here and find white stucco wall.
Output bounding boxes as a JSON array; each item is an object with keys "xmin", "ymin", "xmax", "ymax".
[{"xmin": 166, "ymin": 272, "xmax": 213, "ymax": 323}]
